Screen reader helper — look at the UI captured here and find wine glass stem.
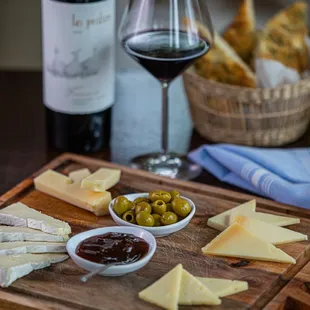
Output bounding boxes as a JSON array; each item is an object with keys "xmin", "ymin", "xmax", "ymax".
[{"xmin": 161, "ymin": 82, "xmax": 170, "ymax": 154}]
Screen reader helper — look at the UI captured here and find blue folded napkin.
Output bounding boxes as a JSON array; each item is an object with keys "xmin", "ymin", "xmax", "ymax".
[{"xmin": 188, "ymin": 144, "xmax": 310, "ymax": 209}]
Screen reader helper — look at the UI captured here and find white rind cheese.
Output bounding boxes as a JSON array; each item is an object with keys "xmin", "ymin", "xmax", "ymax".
[
  {"xmin": 34, "ymin": 169, "xmax": 112, "ymax": 216},
  {"xmin": 0, "ymin": 226, "xmax": 68, "ymax": 243},
  {"xmin": 0, "ymin": 241, "xmax": 67, "ymax": 255},
  {"xmin": 231, "ymin": 215, "xmax": 307, "ymax": 245},
  {"xmin": 0, "ymin": 203, "xmax": 71, "ymax": 236},
  {"xmin": 0, "ymin": 253, "xmax": 68, "ymax": 287},
  {"xmin": 196, "ymin": 277, "xmax": 248, "ymax": 297},
  {"xmin": 81, "ymin": 168, "xmax": 121, "ymax": 192},
  {"xmin": 202, "ymin": 223, "xmax": 296, "ymax": 264}
]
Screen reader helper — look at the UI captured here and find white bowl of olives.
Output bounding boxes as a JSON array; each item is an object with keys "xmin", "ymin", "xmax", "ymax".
[{"xmin": 108, "ymin": 190, "xmax": 196, "ymax": 237}]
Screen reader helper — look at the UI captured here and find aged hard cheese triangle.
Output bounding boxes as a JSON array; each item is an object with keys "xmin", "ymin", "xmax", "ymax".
[
  {"xmin": 231, "ymin": 215, "xmax": 307, "ymax": 245},
  {"xmin": 179, "ymin": 269, "xmax": 221, "ymax": 306},
  {"xmin": 0, "ymin": 203, "xmax": 71, "ymax": 236},
  {"xmin": 0, "ymin": 226, "xmax": 69, "ymax": 242},
  {"xmin": 235, "ymin": 211, "xmax": 300, "ymax": 227},
  {"xmin": 196, "ymin": 277, "xmax": 248, "ymax": 297},
  {"xmin": 139, "ymin": 264, "xmax": 182, "ymax": 310},
  {"xmin": 0, "ymin": 253, "xmax": 68, "ymax": 287},
  {"xmin": 34, "ymin": 169, "xmax": 112, "ymax": 216},
  {"xmin": 81, "ymin": 168, "xmax": 121, "ymax": 192},
  {"xmin": 207, "ymin": 200, "xmax": 256, "ymax": 231},
  {"xmin": 0, "ymin": 241, "xmax": 67, "ymax": 255},
  {"xmin": 202, "ymin": 223, "xmax": 296, "ymax": 264}
]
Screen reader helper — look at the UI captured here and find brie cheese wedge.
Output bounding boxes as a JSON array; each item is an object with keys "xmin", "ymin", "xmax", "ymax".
[
  {"xmin": 0, "ymin": 202, "xmax": 71, "ymax": 236},
  {"xmin": 0, "ymin": 253, "xmax": 68, "ymax": 287}
]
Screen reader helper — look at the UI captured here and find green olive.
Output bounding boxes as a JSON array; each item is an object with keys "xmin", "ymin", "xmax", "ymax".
[
  {"xmin": 134, "ymin": 197, "xmax": 151, "ymax": 204},
  {"xmin": 166, "ymin": 203, "xmax": 172, "ymax": 212},
  {"xmin": 135, "ymin": 202, "xmax": 152, "ymax": 214},
  {"xmin": 161, "ymin": 212, "xmax": 178, "ymax": 226},
  {"xmin": 136, "ymin": 211, "xmax": 155, "ymax": 227},
  {"xmin": 172, "ymin": 198, "xmax": 192, "ymax": 217},
  {"xmin": 170, "ymin": 190, "xmax": 180, "ymax": 201},
  {"xmin": 149, "ymin": 190, "xmax": 171, "ymax": 203},
  {"xmin": 152, "ymin": 214, "xmax": 162, "ymax": 227},
  {"xmin": 151, "ymin": 200, "xmax": 167, "ymax": 215},
  {"xmin": 122, "ymin": 211, "xmax": 136, "ymax": 223},
  {"xmin": 113, "ymin": 196, "xmax": 132, "ymax": 216}
]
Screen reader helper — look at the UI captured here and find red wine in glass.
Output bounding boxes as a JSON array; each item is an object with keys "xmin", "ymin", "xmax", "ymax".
[{"xmin": 123, "ymin": 30, "xmax": 210, "ymax": 82}]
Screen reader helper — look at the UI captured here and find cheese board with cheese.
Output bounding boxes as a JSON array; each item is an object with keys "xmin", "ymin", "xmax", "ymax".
[{"xmin": 0, "ymin": 153, "xmax": 309, "ymax": 310}]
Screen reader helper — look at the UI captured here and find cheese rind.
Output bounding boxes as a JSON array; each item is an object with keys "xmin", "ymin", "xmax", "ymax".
[
  {"xmin": 232, "ymin": 211, "xmax": 300, "ymax": 227},
  {"xmin": 139, "ymin": 264, "xmax": 182, "ymax": 310},
  {"xmin": 0, "ymin": 241, "xmax": 66, "ymax": 255},
  {"xmin": 0, "ymin": 253, "xmax": 68, "ymax": 287},
  {"xmin": 179, "ymin": 270, "xmax": 221, "ymax": 306},
  {"xmin": 207, "ymin": 200, "xmax": 256, "ymax": 231},
  {"xmin": 202, "ymin": 223, "xmax": 296, "ymax": 264},
  {"xmin": 0, "ymin": 203, "xmax": 71, "ymax": 236},
  {"xmin": 196, "ymin": 277, "xmax": 248, "ymax": 297},
  {"xmin": 34, "ymin": 169, "xmax": 112, "ymax": 216},
  {"xmin": 0, "ymin": 226, "xmax": 68, "ymax": 242},
  {"xmin": 81, "ymin": 168, "xmax": 121, "ymax": 192},
  {"xmin": 231, "ymin": 215, "xmax": 307, "ymax": 245}
]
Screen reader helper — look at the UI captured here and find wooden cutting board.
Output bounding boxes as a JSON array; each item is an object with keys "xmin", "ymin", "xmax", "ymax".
[{"xmin": 0, "ymin": 153, "xmax": 309, "ymax": 310}]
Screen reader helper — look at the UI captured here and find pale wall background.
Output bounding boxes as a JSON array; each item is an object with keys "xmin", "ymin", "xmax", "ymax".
[{"xmin": 0, "ymin": 0, "xmax": 300, "ymax": 70}]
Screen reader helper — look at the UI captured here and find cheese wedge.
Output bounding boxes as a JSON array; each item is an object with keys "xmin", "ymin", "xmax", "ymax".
[
  {"xmin": 69, "ymin": 168, "xmax": 92, "ymax": 182},
  {"xmin": 0, "ymin": 241, "xmax": 66, "ymax": 255},
  {"xmin": 0, "ymin": 253, "xmax": 68, "ymax": 287},
  {"xmin": 234, "ymin": 211, "xmax": 300, "ymax": 227},
  {"xmin": 0, "ymin": 202, "xmax": 71, "ymax": 236},
  {"xmin": 179, "ymin": 270, "xmax": 221, "ymax": 306},
  {"xmin": 34, "ymin": 169, "xmax": 112, "ymax": 216},
  {"xmin": 81, "ymin": 168, "xmax": 121, "ymax": 192},
  {"xmin": 196, "ymin": 277, "xmax": 248, "ymax": 297},
  {"xmin": 231, "ymin": 215, "xmax": 307, "ymax": 245},
  {"xmin": 202, "ymin": 223, "xmax": 296, "ymax": 264},
  {"xmin": 0, "ymin": 226, "xmax": 68, "ymax": 243},
  {"xmin": 207, "ymin": 200, "xmax": 256, "ymax": 231},
  {"xmin": 139, "ymin": 264, "xmax": 182, "ymax": 310}
]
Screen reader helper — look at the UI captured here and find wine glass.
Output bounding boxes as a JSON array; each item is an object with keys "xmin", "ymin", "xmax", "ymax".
[{"xmin": 119, "ymin": 0, "xmax": 214, "ymax": 180}]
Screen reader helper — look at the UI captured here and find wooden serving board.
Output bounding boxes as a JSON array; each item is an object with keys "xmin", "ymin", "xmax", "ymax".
[{"xmin": 0, "ymin": 153, "xmax": 309, "ymax": 310}]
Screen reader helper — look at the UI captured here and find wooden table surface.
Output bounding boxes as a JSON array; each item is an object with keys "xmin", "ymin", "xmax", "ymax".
[{"xmin": 1, "ymin": 70, "xmax": 310, "ymax": 196}]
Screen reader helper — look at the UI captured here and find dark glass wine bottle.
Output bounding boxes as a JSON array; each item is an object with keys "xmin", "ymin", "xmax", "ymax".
[{"xmin": 41, "ymin": 0, "xmax": 115, "ymax": 153}]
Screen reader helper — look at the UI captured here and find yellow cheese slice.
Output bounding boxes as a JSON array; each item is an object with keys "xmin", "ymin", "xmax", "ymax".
[
  {"xmin": 231, "ymin": 215, "xmax": 307, "ymax": 245},
  {"xmin": 179, "ymin": 270, "xmax": 221, "ymax": 306},
  {"xmin": 139, "ymin": 264, "xmax": 183, "ymax": 310},
  {"xmin": 81, "ymin": 168, "xmax": 121, "ymax": 192},
  {"xmin": 196, "ymin": 277, "xmax": 248, "ymax": 297},
  {"xmin": 231, "ymin": 211, "xmax": 300, "ymax": 227},
  {"xmin": 207, "ymin": 200, "xmax": 256, "ymax": 231},
  {"xmin": 202, "ymin": 223, "xmax": 296, "ymax": 264},
  {"xmin": 69, "ymin": 169, "xmax": 92, "ymax": 182},
  {"xmin": 34, "ymin": 169, "xmax": 112, "ymax": 216}
]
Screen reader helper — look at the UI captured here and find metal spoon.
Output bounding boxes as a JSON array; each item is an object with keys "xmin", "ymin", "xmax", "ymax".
[{"xmin": 80, "ymin": 262, "xmax": 123, "ymax": 283}]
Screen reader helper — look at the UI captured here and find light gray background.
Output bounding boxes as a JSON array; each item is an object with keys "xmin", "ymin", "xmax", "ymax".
[{"xmin": 0, "ymin": 0, "xmax": 301, "ymax": 70}]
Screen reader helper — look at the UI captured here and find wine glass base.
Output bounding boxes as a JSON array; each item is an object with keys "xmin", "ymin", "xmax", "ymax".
[{"xmin": 130, "ymin": 152, "xmax": 202, "ymax": 180}]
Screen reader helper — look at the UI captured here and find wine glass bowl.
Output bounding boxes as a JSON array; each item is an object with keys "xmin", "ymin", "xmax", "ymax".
[{"xmin": 119, "ymin": 0, "xmax": 214, "ymax": 180}]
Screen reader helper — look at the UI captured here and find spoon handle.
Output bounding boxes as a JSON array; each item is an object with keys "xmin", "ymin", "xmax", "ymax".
[{"xmin": 80, "ymin": 265, "xmax": 111, "ymax": 283}]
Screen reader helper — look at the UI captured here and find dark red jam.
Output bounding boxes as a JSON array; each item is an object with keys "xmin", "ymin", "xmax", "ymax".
[{"xmin": 76, "ymin": 232, "xmax": 149, "ymax": 265}]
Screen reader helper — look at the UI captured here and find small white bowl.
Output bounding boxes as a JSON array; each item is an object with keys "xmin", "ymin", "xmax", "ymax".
[
  {"xmin": 109, "ymin": 193, "xmax": 196, "ymax": 237},
  {"xmin": 66, "ymin": 226, "xmax": 156, "ymax": 277}
]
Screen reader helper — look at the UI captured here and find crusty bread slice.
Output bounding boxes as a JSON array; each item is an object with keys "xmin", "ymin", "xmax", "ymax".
[
  {"xmin": 223, "ymin": 0, "xmax": 256, "ymax": 63},
  {"xmin": 257, "ymin": 1, "xmax": 308, "ymax": 73},
  {"xmin": 266, "ymin": 1, "xmax": 308, "ymax": 35},
  {"xmin": 195, "ymin": 34, "xmax": 256, "ymax": 88}
]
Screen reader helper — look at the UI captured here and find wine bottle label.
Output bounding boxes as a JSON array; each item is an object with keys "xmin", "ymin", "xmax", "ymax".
[{"xmin": 42, "ymin": 0, "xmax": 115, "ymax": 114}]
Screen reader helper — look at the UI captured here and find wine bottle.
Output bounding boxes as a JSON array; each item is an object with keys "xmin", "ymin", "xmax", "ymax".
[{"xmin": 41, "ymin": 0, "xmax": 115, "ymax": 153}]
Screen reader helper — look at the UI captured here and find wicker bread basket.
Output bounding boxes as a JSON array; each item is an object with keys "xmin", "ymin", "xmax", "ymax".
[{"xmin": 183, "ymin": 69, "xmax": 310, "ymax": 146}]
